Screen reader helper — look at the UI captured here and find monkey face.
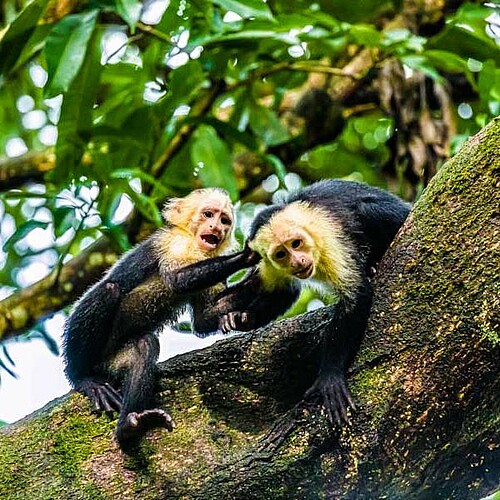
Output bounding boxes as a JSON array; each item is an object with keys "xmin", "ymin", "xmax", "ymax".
[
  {"xmin": 192, "ymin": 201, "xmax": 233, "ymax": 253},
  {"xmin": 265, "ymin": 231, "xmax": 316, "ymax": 280}
]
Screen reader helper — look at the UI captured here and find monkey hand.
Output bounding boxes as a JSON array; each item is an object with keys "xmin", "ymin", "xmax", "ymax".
[
  {"xmin": 75, "ymin": 378, "xmax": 122, "ymax": 415},
  {"xmin": 219, "ymin": 311, "xmax": 257, "ymax": 333},
  {"xmin": 242, "ymin": 243, "xmax": 261, "ymax": 266},
  {"xmin": 304, "ymin": 370, "xmax": 355, "ymax": 426}
]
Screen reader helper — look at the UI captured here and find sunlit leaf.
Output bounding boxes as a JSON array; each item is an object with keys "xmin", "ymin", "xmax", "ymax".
[
  {"xmin": 54, "ymin": 29, "xmax": 102, "ymax": 182},
  {"xmin": 44, "ymin": 10, "xmax": 99, "ymax": 98},
  {"xmin": 115, "ymin": 0, "xmax": 142, "ymax": 31},
  {"xmin": 3, "ymin": 220, "xmax": 50, "ymax": 252},
  {"xmin": 400, "ymin": 55, "xmax": 444, "ymax": 82},
  {"xmin": 349, "ymin": 24, "xmax": 382, "ymax": 47},
  {"xmin": 111, "ymin": 168, "xmax": 170, "ymax": 196},
  {"xmin": 428, "ymin": 3, "xmax": 500, "ymax": 64},
  {"xmin": 212, "ymin": 0, "xmax": 274, "ymax": 20},
  {"xmin": 0, "ymin": 0, "xmax": 50, "ymax": 76},
  {"xmin": 125, "ymin": 189, "xmax": 163, "ymax": 226},
  {"xmin": 248, "ymin": 102, "xmax": 291, "ymax": 147},
  {"xmin": 265, "ymin": 154, "xmax": 287, "ymax": 185},
  {"xmin": 424, "ymin": 49, "xmax": 476, "ymax": 89},
  {"xmin": 53, "ymin": 206, "xmax": 76, "ymax": 237},
  {"xmin": 191, "ymin": 125, "xmax": 238, "ymax": 199}
]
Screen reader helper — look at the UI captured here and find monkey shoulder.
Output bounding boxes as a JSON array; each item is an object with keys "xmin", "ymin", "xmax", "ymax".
[{"xmin": 105, "ymin": 236, "xmax": 160, "ymax": 293}]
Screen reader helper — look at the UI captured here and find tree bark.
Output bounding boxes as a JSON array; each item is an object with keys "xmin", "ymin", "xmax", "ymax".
[{"xmin": 0, "ymin": 119, "xmax": 498, "ymax": 499}]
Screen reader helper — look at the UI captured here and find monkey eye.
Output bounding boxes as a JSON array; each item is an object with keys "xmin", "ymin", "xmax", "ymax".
[
  {"xmin": 221, "ymin": 216, "xmax": 232, "ymax": 226},
  {"xmin": 203, "ymin": 210, "xmax": 213, "ymax": 218},
  {"xmin": 274, "ymin": 250, "xmax": 286, "ymax": 260},
  {"xmin": 291, "ymin": 239, "xmax": 302, "ymax": 249}
]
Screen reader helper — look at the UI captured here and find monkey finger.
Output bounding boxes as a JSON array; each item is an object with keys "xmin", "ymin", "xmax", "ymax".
[
  {"xmin": 103, "ymin": 382, "xmax": 123, "ymax": 402},
  {"xmin": 228, "ymin": 312, "xmax": 240, "ymax": 331},
  {"xmin": 219, "ymin": 316, "xmax": 231, "ymax": 333},
  {"xmin": 89, "ymin": 387, "xmax": 104, "ymax": 413},
  {"xmin": 325, "ymin": 393, "xmax": 341, "ymax": 426},
  {"xmin": 102, "ymin": 384, "xmax": 123, "ymax": 411},
  {"xmin": 240, "ymin": 312, "xmax": 250, "ymax": 326},
  {"xmin": 95, "ymin": 387, "xmax": 119, "ymax": 414},
  {"xmin": 341, "ymin": 384, "xmax": 356, "ymax": 412}
]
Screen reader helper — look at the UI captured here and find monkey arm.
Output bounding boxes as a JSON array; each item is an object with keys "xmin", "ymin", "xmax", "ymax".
[
  {"xmin": 215, "ymin": 271, "xmax": 300, "ymax": 333},
  {"xmin": 168, "ymin": 245, "xmax": 260, "ymax": 295},
  {"xmin": 304, "ymin": 274, "xmax": 373, "ymax": 425}
]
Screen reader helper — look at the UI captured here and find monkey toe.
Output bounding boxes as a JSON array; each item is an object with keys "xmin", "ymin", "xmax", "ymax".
[
  {"xmin": 304, "ymin": 373, "xmax": 355, "ymax": 427},
  {"xmin": 117, "ymin": 409, "xmax": 174, "ymax": 446}
]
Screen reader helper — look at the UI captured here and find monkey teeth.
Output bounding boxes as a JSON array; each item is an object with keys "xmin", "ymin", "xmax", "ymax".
[
  {"xmin": 200, "ymin": 234, "xmax": 220, "ymax": 248},
  {"xmin": 294, "ymin": 266, "xmax": 313, "ymax": 279}
]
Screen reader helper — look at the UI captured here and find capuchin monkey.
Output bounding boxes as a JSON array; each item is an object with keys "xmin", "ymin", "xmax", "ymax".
[
  {"xmin": 63, "ymin": 188, "xmax": 257, "ymax": 447},
  {"xmin": 204, "ymin": 180, "xmax": 411, "ymax": 426}
]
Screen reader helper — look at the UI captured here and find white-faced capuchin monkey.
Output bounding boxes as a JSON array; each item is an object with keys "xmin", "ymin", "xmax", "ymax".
[
  {"xmin": 63, "ymin": 188, "xmax": 258, "ymax": 448},
  {"xmin": 197, "ymin": 179, "xmax": 411, "ymax": 426}
]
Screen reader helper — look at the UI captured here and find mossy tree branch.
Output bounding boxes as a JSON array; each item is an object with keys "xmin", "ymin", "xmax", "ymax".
[{"xmin": 0, "ymin": 119, "xmax": 498, "ymax": 499}]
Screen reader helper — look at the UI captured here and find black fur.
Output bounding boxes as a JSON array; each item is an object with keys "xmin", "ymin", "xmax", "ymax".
[
  {"xmin": 217, "ymin": 179, "xmax": 411, "ymax": 424},
  {"xmin": 63, "ymin": 234, "xmax": 253, "ymax": 448}
]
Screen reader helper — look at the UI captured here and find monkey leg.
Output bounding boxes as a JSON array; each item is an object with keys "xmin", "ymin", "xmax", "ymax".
[
  {"xmin": 304, "ymin": 276, "xmax": 372, "ymax": 426},
  {"xmin": 114, "ymin": 333, "xmax": 174, "ymax": 447}
]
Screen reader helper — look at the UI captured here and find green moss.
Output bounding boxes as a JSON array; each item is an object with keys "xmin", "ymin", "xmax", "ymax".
[{"xmin": 0, "ymin": 396, "xmax": 115, "ymax": 499}]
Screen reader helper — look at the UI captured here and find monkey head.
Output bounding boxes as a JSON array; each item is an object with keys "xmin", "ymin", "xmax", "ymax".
[
  {"xmin": 163, "ymin": 188, "xmax": 235, "ymax": 254},
  {"xmin": 249, "ymin": 202, "xmax": 324, "ymax": 282}
]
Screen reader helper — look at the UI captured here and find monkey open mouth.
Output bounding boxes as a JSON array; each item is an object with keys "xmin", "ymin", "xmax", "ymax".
[
  {"xmin": 200, "ymin": 233, "xmax": 221, "ymax": 250},
  {"xmin": 294, "ymin": 264, "xmax": 313, "ymax": 279}
]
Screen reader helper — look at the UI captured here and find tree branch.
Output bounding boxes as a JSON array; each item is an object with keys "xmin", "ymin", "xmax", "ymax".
[
  {"xmin": 0, "ymin": 118, "xmax": 498, "ymax": 499},
  {"xmin": 0, "ymin": 238, "xmax": 118, "ymax": 341},
  {"xmin": 0, "ymin": 150, "xmax": 55, "ymax": 191}
]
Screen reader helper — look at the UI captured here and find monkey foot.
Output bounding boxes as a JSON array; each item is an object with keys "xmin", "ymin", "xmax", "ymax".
[
  {"xmin": 76, "ymin": 378, "xmax": 122, "ymax": 415},
  {"xmin": 116, "ymin": 409, "xmax": 174, "ymax": 446}
]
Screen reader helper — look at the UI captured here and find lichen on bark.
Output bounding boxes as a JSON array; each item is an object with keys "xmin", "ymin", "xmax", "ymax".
[{"xmin": 0, "ymin": 119, "xmax": 499, "ymax": 499}]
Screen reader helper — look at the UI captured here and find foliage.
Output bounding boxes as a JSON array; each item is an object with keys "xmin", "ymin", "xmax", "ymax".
[{"xmin": 0, "ymin": 0, "xmax": 499, "ymax": 366}]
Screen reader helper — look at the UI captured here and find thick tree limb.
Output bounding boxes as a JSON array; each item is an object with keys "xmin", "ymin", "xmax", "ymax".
[
  {"xmin": 0, "ymin": 238, "xmax": 118, "ymax": 341},
  {"xmin": 0, "ymin": 119, "xmax": 498, "ymax": 499},
  {"xmin": 0, "ymin": 150, "xmax": 55, "ymax": 191}
]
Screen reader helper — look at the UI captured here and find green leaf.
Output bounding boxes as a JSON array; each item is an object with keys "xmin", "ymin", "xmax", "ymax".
[
  {"xmin": 248, "ymin": 102, "xmax": 291, "ymax": 147},
  {"xmin": 424, "ymin": 49, "xmax": 476, "ymax": 89},
  {"xmin": 44, "ymin": 10, "xmax": 99, "ymax": 98},
  {"xmin": 0, "ymin": 0, "xmax": 50, "ymax": 76},
  {"xmin": 102, "ymin": 224, "xmax": 131, "ymax": 253},
  {"xmin": 349, "ymin": 24, "xmax": 381, "ymax": 47},
  {"xmin": 265, "ymin": 154, "xmax": 287, "ymax": 185},
  {"xmin": 478, "ymin": 60, "xmax": 500, "ymax": 107},
  {"xmin": 3, "ymin": 220, "xmax": 50, "ymax": 252},
  {"xmin": 115, "ymin": 0, "xmax": 142, "ymax": 31},
  {"xmin": 213, "ymin": 0, "xmax": 273, "ymax": 20},
  {"xmin": 53, "ymin": 206, "xmax": 76, "ymax": 237},
  {"xmin": 197, "ymin": 117, "xmax": 258, "ymax": 150},
  {"xmin": 428, "ymin": 4, "xmax": 500, "ymax": 64},
  {"xmin": 211, "ymin": 0, "xmax": 274, "ymax": 21},
  {"xmin": 54, "ymin": 29, "xmax": 102, "ymax": 182},
  {"xmin": 125, "ymin": 189, "xmax": 163, "ymax": 226},
  {"xmin": 316, "ymin": 0, "xmax": 397, "ymax": 24},
  {"xmin": 190, "ymin": 125, "xmax": 238, "ymax": 199},
  {"xmin": 400, "ymin": 55, "xmax": 444, "ymax": 83},
  {"xmin": 111, "ymin": 168, "xmax": 170, "ymax": 196}
]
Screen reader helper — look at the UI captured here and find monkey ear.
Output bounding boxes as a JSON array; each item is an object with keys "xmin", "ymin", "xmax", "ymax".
[{"xmin": 162, "ymin": 198, "xmax": 185, "ymax": 224}]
